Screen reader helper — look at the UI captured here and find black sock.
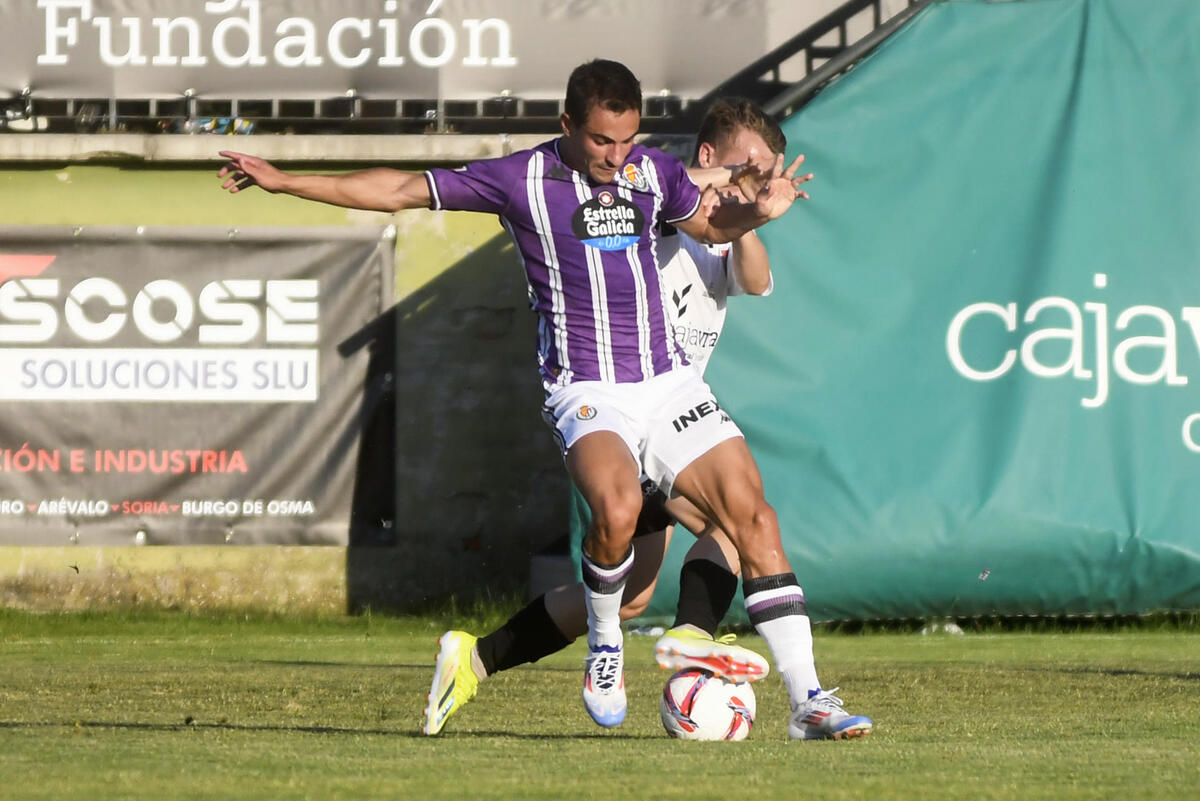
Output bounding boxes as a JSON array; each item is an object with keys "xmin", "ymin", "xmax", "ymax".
[
  {"xmin": 672, "ymin": 558, "xmax": 739, "ymax": 635},
  {"xmin": 475, "ymin": 594, "xmax": 572, "ymax": 675}
]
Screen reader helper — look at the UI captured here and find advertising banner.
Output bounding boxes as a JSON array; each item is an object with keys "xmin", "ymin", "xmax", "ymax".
[
  {"xmin": 637, "ymin": 0, "xmax": 1200, "ymax": 621},
  {"xmin": 0, "ymin": 226, "xmax": 392, "ymax": 545},
  {"xmin": 0, "ymin": 0, "xmax": 773, "ymax": 101}
]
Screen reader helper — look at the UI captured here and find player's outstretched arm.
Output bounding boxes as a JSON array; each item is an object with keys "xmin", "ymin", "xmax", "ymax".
[
  {"xmin": 677, "ymin": 153, "xmax": 811, "ymax": 244},
  {"xmin": 686, "ymin": 152, "xmax": 777, "ymax": 200},
  {"xmin": 216, "ymin": 151, "xmax": 432, "ymax": 213}
]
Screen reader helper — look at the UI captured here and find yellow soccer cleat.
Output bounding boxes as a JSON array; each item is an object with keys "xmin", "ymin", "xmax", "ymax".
[
  {"xmin": 654, "ymin": 627, "xmax": 770, "ymax": 684},
  {"xmin": 421, "ymin": 630, "xmax": 480, "ymax": 735}
]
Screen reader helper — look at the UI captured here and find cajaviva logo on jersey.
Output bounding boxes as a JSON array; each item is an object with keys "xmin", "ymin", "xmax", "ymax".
[
  {"xmin": 0, "ymin": 254, "xmax": 319, "ymax": 404},
  {"xmin": 572, "ymin": 190, "xmax": 645, "ymax": 251}
]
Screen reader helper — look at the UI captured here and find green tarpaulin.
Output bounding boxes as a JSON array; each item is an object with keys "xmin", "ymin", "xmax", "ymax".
[{"xmin": 635, "ymin": 0, "xmax": 1200, "ymax": 621}]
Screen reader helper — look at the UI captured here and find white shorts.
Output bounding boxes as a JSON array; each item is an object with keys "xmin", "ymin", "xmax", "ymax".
[{"xmin": 541, "ymin": 368, "xmax": 743, "ymax": 496}]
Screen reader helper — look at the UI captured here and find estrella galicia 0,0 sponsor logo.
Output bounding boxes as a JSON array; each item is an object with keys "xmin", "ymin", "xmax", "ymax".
[{"xmin": 572, "ymin": 191, "xmax": 645, "ymax": 251}]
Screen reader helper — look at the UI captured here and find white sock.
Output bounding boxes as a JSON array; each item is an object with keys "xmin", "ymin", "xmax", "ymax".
[
  {"xmin": 581, "ymin": 546, "xmax": 634, "ymax": 647},
  {"xmin": 743, "ymin": 573, "xmax": 821, "ymax": 708}
]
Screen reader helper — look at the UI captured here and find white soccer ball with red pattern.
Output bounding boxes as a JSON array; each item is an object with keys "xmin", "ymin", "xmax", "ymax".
[{"xmin": 659, "ymin": 668, "xmax": 755, "ymax": 741}]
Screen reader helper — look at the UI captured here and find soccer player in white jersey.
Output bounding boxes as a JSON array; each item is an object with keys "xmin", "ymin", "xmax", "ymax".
[{"xmin": 217, "ymin": 60, "xmax": 871, "ymax": 741}]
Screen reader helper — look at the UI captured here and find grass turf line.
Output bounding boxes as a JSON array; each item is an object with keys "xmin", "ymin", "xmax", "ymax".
[{"xmin": 0, "ymin": 611, "xmax": 1197, "ymax": 801}]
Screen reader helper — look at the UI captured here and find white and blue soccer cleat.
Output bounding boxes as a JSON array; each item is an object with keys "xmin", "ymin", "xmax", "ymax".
[
  {"xmin": 788, "ymin": 687, "xmax": 873, "ymax": 740},
  {"xmin": 582, "ymin": 641, "xmax": 626, "ymax": 727}
]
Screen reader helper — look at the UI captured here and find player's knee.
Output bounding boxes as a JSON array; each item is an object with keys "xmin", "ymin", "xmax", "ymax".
[{"xmin": 590, "ymin": 491, "xmax": 642, "ymax": 544}]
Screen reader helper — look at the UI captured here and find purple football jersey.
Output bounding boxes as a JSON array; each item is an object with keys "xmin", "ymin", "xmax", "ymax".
[{"xmin": 426, "ymin": 139, "xmax": 701, "ymax": 391}]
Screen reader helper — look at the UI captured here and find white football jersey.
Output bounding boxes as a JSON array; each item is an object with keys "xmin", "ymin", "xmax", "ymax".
[{"xmin": 657, "ymin": 229, "xmax": 773, "ymax": 376}]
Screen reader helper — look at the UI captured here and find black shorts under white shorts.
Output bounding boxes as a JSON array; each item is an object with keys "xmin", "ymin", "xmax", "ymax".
[{"xmin": 634, "ymin": 479, "xmax": 674, "ymax": 537}]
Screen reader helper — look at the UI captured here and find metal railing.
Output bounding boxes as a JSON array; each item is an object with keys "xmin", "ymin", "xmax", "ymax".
[
  {"xmin": 765, "ymin": 0, "xmax": 934, "ymax": 118},
  {"xmin": 0, "ymin": 92, "xmax": 689, "ymax": 136},
  {"xmin": 687, "ymin": 0, "xmax": 933, "ymax": 122}
]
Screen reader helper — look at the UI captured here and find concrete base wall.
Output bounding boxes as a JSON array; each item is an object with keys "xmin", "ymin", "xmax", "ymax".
[
  {"xmin": 0, "ymin": 545, "xmax": 574, "ymax": 615},
  {"xmin": 0, "ymin": 546, "xmax": 346, "ymax": 615}
]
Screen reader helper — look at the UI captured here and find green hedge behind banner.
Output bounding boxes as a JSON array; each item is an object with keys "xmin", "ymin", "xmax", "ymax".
[{"xmin": 635, "ymin": 0, "xmax": 1200, "ymax": 622}]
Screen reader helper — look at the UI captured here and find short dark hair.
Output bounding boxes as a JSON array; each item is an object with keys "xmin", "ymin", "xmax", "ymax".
[
  {"xmin": 695, "ymin": 97, "xmax": 786, "ymax": 159},
  {"xmin": 564, "ymin": 59, "xmax": 642, "ymax": 126}
]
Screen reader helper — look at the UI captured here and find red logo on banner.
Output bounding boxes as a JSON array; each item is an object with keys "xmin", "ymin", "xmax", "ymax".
[{"xmin": 0, "ymin": 254, "xmax": 57, "ymax": 284}]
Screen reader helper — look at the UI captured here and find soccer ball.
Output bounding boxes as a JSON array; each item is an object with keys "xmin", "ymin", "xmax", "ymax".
[{"xmin": 659, "ymin": 668, "xmax": 755, "ymax": 741}]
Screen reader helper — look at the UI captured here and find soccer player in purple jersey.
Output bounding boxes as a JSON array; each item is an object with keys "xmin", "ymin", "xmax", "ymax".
[
  {"xmin": 419, "ymin": 98, "xmax": 773, "ymax": 729},
  {"xmin": 217, "ymin": 60, "xmax": 871, "ymax": 740},
  {"xmin": 420, "ymin": 98, "xmax": 869, "ymax": 741}
]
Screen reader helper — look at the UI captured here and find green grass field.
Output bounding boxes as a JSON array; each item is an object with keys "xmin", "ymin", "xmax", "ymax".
[{"xmin": 1, "ymin": 610, "xmax": 1197, "ymax": 801}]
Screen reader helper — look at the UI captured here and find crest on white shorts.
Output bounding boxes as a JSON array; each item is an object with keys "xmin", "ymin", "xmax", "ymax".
[{"xmin": 576, "ymin": 405, "xmax": 598, "ymax": 420}]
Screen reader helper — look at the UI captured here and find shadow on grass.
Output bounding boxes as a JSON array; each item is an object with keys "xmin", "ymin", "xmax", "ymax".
[
  {"xmin": 0, "ymin": 719, "xmax": 407, "ymax": 737},
  {"xmin": 448, "ymin": 730, "xmax": 660, "ymax": 740},
  {"xmin": 254, "ymin": 659, "xmax": 579, "ymax": 673},
  {"xmin": 0, "ymin": 720, "xmax": 656, "ymax": 739},
  {"xmin": 251, "ymin": 659, "xmax": 429, "ymax": 670},
  {"xmin": 1024, "ymin": 666, "xmax": 1200, "ymax": 681}
]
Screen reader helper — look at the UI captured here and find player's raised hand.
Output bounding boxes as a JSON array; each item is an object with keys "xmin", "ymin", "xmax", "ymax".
[
  {"xmin": 783, "ymin": 153, "xmax": 813, "ymax": 200},
  {"xmin": 729, "ymin": 149, "xmax": 776, "ymax": 202},
  {"xmin": 754, "ymin": 153, "xmax": 814, "ymax": 220},
  {"xmin": 217, "ymin": 151, "xmax": 288, "ymax": 194}
]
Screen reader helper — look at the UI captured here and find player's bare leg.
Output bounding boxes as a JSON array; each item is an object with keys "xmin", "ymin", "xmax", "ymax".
[
  {"xmin": 670, "ymin": 437, "xmax": 872, "ymax": 740},
  {"xmin": 566, "ymin": 431, "xmax": 642, "ymax": 727}
]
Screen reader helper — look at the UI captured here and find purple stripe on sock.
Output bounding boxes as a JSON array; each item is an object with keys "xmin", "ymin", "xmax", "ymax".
[
  {"xmin": 582, "ymin": 550, "xmax": 634, "ymax": 594},
  {"xmin": 745, "ymin": 590, "xmax": 808, "ymax": 625},
  {"xmin": 745, "ymin": 591, "xmax": 805, "ymax": 617}
]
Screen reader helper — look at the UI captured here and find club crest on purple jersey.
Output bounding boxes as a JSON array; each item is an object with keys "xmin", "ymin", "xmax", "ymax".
[{"xmin": 622, "ymin": 163, "xmax": 650, "ymax": 191}]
